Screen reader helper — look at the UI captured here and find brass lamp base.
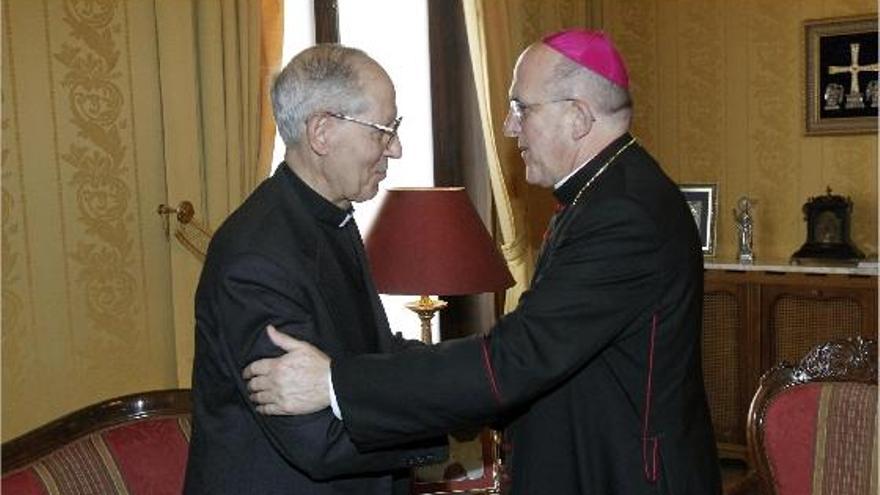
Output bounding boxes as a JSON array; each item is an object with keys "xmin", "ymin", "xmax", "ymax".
[{"xmin": 405, "ymin": 295, "xmax": 447, "ymax": 344}]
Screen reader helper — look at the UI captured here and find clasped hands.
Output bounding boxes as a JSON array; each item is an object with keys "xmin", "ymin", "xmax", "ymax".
[{"xmin": 242, "ymin": 325, "xmax": 332, "ymax": 415}]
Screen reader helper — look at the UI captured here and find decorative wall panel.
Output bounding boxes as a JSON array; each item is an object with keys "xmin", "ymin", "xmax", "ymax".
[
  {"xmin": 1, "ymin": 0, "xmax": 176, "ymax": 440},
  {"xmin": 2, "ymin": 0, "xmax": 36, "ymax": 436},
  {"xmin": 676, "ymin": 0, "xmax": 723, "ymax": 184},
  {"xmin": 606, "ymin": 0, "xmax": 657, "ymax": 151}
]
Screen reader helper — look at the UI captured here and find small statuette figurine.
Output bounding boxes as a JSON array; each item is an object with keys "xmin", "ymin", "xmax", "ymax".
[{"xmin": 733, "ymin": 196, "xmax": 754, "ymax": 263}]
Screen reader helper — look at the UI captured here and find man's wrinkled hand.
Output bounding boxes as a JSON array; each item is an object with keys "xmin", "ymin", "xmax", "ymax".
[{"xmin": 242, "ymin": 325, "xmax": 331, "ymax": 415}]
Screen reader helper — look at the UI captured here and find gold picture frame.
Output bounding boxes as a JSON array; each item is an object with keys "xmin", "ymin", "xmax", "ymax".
[
  {"xmin": 805, "ymin": 15, "xmax": 878, "ymax": 135},
  {"xmin": 411, "ymin": 428, "xmax": 502, "ymax": 494}
]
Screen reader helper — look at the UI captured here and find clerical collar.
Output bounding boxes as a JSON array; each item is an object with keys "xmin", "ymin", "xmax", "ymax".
[
  {"xmin": 554, "ymin": 154, "xmax": 595, "ymax": 190},
  {"xmin": 278, "ymin": 163, "xmax": 354, "ymax": 228},
  {"xmin": 553, "ymin": 133, "xmax": 634, "ymax": 207}
]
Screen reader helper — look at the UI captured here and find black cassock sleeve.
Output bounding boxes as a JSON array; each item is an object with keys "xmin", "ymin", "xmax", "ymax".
[
  {"xmin": 333, "ymin": 198, "xmax": 662, "ymax": 450},
  {"xmin": 211, "ymin": 252, "xmax": 447, "ymax": 480}
]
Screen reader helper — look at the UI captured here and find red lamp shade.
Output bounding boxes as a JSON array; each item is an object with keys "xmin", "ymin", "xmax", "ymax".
[{"xmin": 364, "ymin": 187, "xmax": 514, "ymax": 296}]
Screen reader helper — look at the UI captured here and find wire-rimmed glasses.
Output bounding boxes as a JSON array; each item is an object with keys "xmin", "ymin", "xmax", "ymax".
[{"xmin": 327, "ymin": 112, "xmax": 402, "ymax": 149}]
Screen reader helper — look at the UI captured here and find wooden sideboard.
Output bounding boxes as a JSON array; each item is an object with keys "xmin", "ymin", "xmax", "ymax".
[{"xmin": 701, "ymin": 261, "xmax": 878, "ymax": 461}]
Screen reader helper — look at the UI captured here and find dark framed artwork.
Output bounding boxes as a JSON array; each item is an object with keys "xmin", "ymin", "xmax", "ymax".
[
  {"xmin": 805, "ymin": 15, "xmax": 878, "ymax": 135},
  {"xmin": 679, "ymin": 184, "xmax": 718, "ymax": 256},
  {"xmin": 411, "ymin": 429, "xmax": 502, "ymax": 494}
]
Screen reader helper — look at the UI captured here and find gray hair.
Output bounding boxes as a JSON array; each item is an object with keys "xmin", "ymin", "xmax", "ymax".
[
  {"xmin": 271, "ymin": 44, "xmax": 373, "ymax": 147},
  {"xmin": 548, "ymin": 55, "xmax": 632, "ymax": 118}
]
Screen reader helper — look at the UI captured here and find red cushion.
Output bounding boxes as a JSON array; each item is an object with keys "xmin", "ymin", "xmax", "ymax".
[
  {"xmin": 763, "ymin": 382, "xmax": 821, "ymax": 495},
  {"xmin": 0, "ymin": 416, "xmax": 190, "ymax": 495},
  {"xmin": 102, "ymin": 417, "xmax": 190, "ymax": 494},
  {"xmin": 1, "ymin": 468, "xmax": 49, "ymax": 495},
  {"xmin": 763, "ymin": 382, "xmax": 878, "ymax": 495}
]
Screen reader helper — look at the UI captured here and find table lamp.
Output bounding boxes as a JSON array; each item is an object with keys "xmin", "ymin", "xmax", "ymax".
[{"xmin": 365, "ymin": 187, "xmax": 514, "ymax": 343}]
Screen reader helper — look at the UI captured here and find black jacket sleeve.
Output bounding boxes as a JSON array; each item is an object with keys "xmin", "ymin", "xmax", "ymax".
[{"xmin": 212, "ymin": 252, "xmax": 447, "ymax": 480}]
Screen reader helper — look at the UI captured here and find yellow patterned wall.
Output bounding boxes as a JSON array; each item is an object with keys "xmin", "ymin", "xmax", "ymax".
[
  {"xmin": 603, "ymin": 0, "xmax": 878, "ymax": 261},
  {"xmin": 2, "ymin": 0, "xmax": 177, "ymax": 440}
]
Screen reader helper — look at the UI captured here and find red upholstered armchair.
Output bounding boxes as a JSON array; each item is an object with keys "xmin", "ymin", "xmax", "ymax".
[
  {"xmin": 745, "ymin": 337, "xmax": 877, "ymax": 495},
  {"xmin": 2, "ymin": 389, "xmax": 191, "ymax": 495}
]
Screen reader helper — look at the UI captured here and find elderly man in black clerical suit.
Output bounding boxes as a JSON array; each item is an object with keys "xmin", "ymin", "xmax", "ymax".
[
  {"xmin": 243, "ymin": 30, "xmax": 722, "ymax": 494},
  {"xmin": 183, "ymin": 44, "xmax": 446, "ymax": 494}
]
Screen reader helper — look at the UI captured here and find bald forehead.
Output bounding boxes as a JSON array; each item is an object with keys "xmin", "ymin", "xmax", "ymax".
[
  {"xmin": 515, "ymin": 44, "xmax": 560, "ymax": 73},
  {"xmin": 510, "ymin": 43, "xmax": 564, "ymax": 97},
  {"xmin": 357, "ymin": 59, "xmax": 397, "ymax": 119},
  {"xmin": 357, "ymin": 59, "xmax": 391, "ymax": 86}
]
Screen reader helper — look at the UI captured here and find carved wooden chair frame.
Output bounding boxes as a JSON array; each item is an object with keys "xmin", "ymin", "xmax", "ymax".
[
  {"xmin": 2, "ymin": 388, "xmax": 192, "ymax": 474},
  {"xmin": 745, "ymin": 337, "xmax": 877, "ymax": 495}
]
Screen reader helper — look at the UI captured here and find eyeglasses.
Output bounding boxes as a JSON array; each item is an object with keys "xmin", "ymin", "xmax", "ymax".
[
  {"xmin": 508, "ymin": 98, "xmax": 575, "ymax": 122},
  {"xmin": 327, "ymin": 112, "xmax": 402, "ymax": 149}
]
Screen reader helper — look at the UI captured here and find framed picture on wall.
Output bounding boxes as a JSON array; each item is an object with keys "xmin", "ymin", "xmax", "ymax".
[
  {"xmin": 411, "ymin": 429, "xmax": 502, "ymax": 494},
  {"xmin": 679, "ymin": 184, "xmax": 718, "ymax": 256},
  {"xmin": 805, "ymin": 15, "xmax": 878, "ymax": 135}
]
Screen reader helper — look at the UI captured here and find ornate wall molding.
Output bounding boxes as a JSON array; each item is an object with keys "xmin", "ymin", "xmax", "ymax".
[{"xmin": 53, "ymin": 0, "xmax": 138, "ymax": 333}]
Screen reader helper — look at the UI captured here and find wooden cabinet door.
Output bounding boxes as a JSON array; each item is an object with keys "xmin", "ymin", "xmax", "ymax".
[
  {"xmin": 760, "ymin": 277, "xmax": 877, "ymax": 370},
  {"xmin": 702, "ymin": 278, "xmax": 749, "ymax": 460},
  {"xmin": 702, "ymin": 269, "xmax": 877, "ymax": 464}
]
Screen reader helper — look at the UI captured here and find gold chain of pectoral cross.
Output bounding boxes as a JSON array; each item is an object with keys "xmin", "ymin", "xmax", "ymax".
[{"xmin": 570, "ymin": 137, "xmax": 637, "ymax": 208}]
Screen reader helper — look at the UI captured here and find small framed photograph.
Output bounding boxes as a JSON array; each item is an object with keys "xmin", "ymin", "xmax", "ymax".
[
  {"xmin": 411, "ymin": 428, "xmax": 502, "ymax": 494},
  {"xmin": 805, "ymin": 15, "xmax": 878, "ymax": 135},
  {"xmin": 679, "ymin": 184, "xmax": 718, "ymax": 256}
]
